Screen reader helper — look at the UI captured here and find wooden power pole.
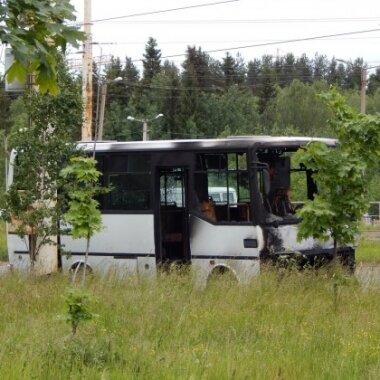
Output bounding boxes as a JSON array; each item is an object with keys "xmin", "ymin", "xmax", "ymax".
[
  {"xmin": 82, "ymin": 0, "xmax": 93, "ymax": 140},
  {"xmin": 360, "ymin": 67, "xmax": 367, "ymax": 114}
]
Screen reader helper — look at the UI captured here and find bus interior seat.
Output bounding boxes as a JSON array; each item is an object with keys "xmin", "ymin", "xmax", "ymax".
[{"xmin": 200, "ymin": 199, "xmax": 217, "ymax": 222}]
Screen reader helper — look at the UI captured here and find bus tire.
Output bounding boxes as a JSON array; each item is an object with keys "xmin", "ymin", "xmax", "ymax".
[
  {"xmin": 207, "ymin": 265, "xmax": 238, "ymax": 285},
  {"xmin": 70, "ymin": 262, "xmax": 93, "ymax": 284}
]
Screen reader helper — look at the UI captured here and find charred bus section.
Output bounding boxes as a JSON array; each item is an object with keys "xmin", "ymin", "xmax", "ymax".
[{"xmin": 251, "ymin": 138, "xmax": 355, "ymax": 271}]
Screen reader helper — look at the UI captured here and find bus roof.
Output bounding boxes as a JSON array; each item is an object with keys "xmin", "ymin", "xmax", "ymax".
[{"xmin": 78, "ymin": 136, "xmax": 338, "ymax": 153}]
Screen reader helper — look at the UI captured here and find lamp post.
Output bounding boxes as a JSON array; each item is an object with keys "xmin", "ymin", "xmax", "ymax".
[{"xmin": 127, "ymin": 114, "xmax": 164, "ymax": 141}]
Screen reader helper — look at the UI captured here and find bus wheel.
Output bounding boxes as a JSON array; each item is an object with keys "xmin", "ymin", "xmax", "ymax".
[
  {"xmin": 207, "ymin": 265, "xmax": 238, "ymax": 286},
  {"xmin": 70, "ymin": 263, "xmax": 93, "ymax": 284}
]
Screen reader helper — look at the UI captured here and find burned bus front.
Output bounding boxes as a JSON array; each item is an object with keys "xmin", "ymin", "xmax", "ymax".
[{"xmin": 251, "ymin": 139, "xmax": 355, "ymax": 270}]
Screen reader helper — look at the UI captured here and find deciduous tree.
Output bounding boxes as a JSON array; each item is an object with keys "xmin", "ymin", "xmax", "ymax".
[
  {"xmin": 295, "ymin": 88, "xmax": 380, "ymax": 255},
  {"xmin": 1, "ymin": 0, "xmax": 83, "ymax": 94}
]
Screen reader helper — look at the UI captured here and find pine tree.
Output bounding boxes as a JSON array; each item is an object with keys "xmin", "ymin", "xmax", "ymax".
[
  {"xmin": 221, "ymin": 52, "xmax": 246, "ymax": 88},
  {"xmin": 246, "ymin": 58, "xmax": 261, "ymax": 97},
  {"xmin": 142, "ymin": 37, "xmax": 162, "ymax": 84},
  {"xmin": 346, "ymin": 58, "xmax": 365, "ymax": 89},
  {"xmin": 326, "ymin": 58, "xmax": 345, "ymax": 87},
  {"xmin": 313, "ymin": 54, "xmax": 329, "ymax": 81},
  {"xmin": 295, "ymin": 54, "xmax": 313, "ymax": 84},
  {"xmin": 122, "ymin": 56, "xmax": 140, "ymax": 105},
  {"xmin": 281, "ymin": 53, "xmax": 296, "ymax": 87},
  {"xmin": 257, "ymin": 55, "xmax": 277, "ymax": 114},
  {"xmin": 182, "ymin": 46, "xmax": 213, "ymax": 89}
]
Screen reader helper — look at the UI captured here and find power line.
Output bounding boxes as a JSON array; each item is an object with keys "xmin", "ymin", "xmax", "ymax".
[
  {"xmin": 89, "ymin": 0, "xmax": 240, "ymax": 23},
  {"xmin": 100, "ymin": 17, "xmax": 380, "ymax": 25},
  {"xmin": 89, "ymin": 36, "xmax": 380, "ymax": 46},
  {"xmin": 133, "ymin": 28, "xmax": 380, "ymax": 62}
]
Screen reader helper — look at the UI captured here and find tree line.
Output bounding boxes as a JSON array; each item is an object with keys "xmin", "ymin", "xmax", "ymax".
[
  {"xmin": 95, "ymin": 37, "xmax": 380, "ymax": 141},
  {"xmin": 1, "ymin": 37, "xmax": 380, "ymax": 199}
]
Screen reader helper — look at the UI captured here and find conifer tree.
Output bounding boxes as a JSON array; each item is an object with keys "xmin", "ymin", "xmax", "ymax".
[{"xmin": 142, "ymin": 37, "xmax": 162, "ymax": 84}]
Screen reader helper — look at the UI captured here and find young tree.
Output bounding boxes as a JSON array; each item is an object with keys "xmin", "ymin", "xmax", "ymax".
[
  {"xmin": 4, "ymin": 58, "xmax": 82, "ymax": 272},
  {"xmin": 294, "ymin": 88, "xmax": 380, "ymax": 256},
  {"xmin": 1, "ymin": 0, "xmax": 83, "ymax": 94},
  {"xmin": 61, "ymin": 156, "xmax": 104, "ymax": 286}
]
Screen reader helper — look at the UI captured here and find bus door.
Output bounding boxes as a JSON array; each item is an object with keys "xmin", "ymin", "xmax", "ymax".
[{"xmin": 156, "ymin": 167, "xmax": 190, "ymax": 265}]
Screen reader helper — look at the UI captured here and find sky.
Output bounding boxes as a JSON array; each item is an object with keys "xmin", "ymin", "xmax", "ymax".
[{"xmin": 70, "ymin": 0, "xmax": 380, "ymax": 74}]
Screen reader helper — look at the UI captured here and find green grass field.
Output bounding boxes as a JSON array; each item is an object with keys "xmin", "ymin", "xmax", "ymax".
[
  {"xmin": 0, "ymin": 222, "xmax": 7, "ymax": 261},
  {"xmin": 0, "ymin": 270, "xmax": 379, "ymax": 379},
  {"xmin": 0, "ymin": 221, "xmax": 380, "ymax": 378}
]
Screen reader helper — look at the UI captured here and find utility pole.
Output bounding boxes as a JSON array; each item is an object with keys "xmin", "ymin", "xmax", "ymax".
[
  {"xmin": 360, "ymin": 67, "xmax": 367, "ymax": 114},
  {"xmin": 96, "ymin": 77, "xmax": 122, "ymax": 140},
  {"xmin": 82, "ymin": 0, "xmax": 93, "ymax": 140},
  {"xmin": 97, "ymin": 82, "xmax": 107, "ymax": 141}
]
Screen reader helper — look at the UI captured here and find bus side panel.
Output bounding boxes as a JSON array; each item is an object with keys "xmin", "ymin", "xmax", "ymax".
[
  {"xmin": 189, "ymin": 215, "xmax": 261, "ymax": 285},
  {"xmin": 7, "ymin": 233, "xmax": 30, "ymax": 270},
  {"xmin": 61, "ymin": 214, "xmax": 155, "ymax": 275}
]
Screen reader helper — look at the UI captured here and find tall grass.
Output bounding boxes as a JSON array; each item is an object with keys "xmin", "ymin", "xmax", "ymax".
[
  {"xmin": 0, "ymin": 270, "xmax": 379, "ymax": 379},
  {"xmin": 0, "ymin": 222, "xmax": 7, "ymax": 261},
  {"xmin": 356, "ymin": 239, "xmax": 380, "ymax": 262}
]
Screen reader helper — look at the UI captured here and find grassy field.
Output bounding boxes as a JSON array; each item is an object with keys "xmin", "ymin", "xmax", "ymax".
[
  {"xmin": 0, "ymin": 222, "xmax": 379, "ymax": 378},
  {"xmin": 0, "ymin": 222, "xmax": 7, "ymax": 261},
  {"xmin": 356, "ymin": 239, "xmax": 380, "ymax": 262},
  {"xmin": 0, "ymin": 270, "xmax": 379, "ymax": 379}
]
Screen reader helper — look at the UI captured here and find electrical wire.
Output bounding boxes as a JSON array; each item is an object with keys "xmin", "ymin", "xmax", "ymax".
[
  {"xmin": 89, "ymin": 0, "xmax": 240, "ymax": 24},
  {"xmin": 145, "ymin": 28, "xmax": 380, "ymax": 61},
  {"xmin": 99, "ymin": 17, "xmax": 380, "ymax": 25}
]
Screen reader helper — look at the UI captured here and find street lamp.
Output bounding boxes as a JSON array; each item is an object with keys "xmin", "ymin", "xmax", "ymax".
[{"xmin": 127, "ymin": 114, "xmax": 164, "ymax": 141}]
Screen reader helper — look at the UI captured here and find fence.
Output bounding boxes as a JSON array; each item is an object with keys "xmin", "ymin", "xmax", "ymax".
[
  {"xmin": 291, "ymin": 201, "xmax": 380, "ymax": 224},
  {"xmin": 365, "ymin": 202, "xmax": 380, "ymax": 222}
]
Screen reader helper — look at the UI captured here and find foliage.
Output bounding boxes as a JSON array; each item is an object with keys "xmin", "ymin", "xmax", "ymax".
[
  {"xmin": 62, "ymin": 288, "xmax": 97, "ymax": 335},
  {"xmin": 294, "ymin": 88, "xmax": 380, "ymax": 248},
  {"xmin": 61, "ymin": 156, "xmax": 103, "ymax": 241},
  {"xmin": 100, "ymin": 40, "xmax": 380, "ymax": 142},
  {"xmin": 61, "ymin": 156, "xmax": 104, "ymax": 285},
  {"xmin": 1, "ymin": 0, "xmax": 83, "ymax": 94},
  {"xmin": 265, "ymin": 80, "xmax": 333, "ymax": 136},
  {"xmin": 142, "ymin": 37, "xmax": 161, "ymax": 84},
  {"xmin": 3, "ymin": 60, "xmax": 82, "ymax": 264},
  {"xmin": 197, "ymin": 86, "xmax": 261, "ymax": 137}
]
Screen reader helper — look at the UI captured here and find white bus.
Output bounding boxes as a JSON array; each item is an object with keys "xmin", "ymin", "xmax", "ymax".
[{"xmin": 7, "ymin": 136, "xmax": 355, "ymax": 283}]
